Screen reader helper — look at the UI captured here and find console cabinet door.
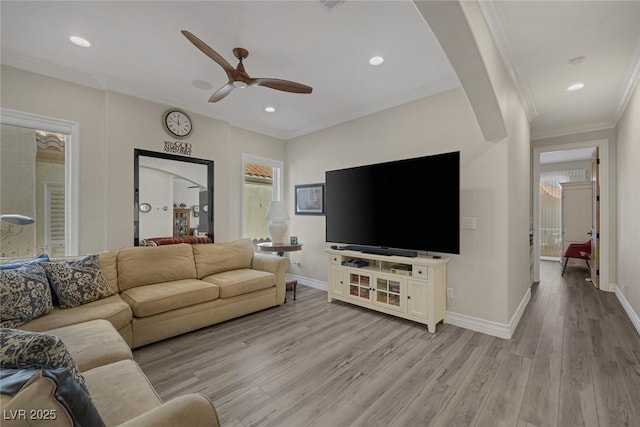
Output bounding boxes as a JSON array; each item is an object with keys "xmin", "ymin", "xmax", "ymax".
[
  {"xmin": 373, "ymin": 274, "xmax": 405, "ymax": 312},
  {"xmin": 347, "ymin": 270, "xmax": 373, "ymax": 303},
  {"xmin": 407, "ymin": 279, "xmax": 428, "ymax": 318},
  {"xmin": 330, "ymin": 265, "xmax": 346, "ymax": 297}
]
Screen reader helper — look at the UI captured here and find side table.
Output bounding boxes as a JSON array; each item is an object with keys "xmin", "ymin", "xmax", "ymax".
[{"xmin": 257, "ymin": 242, "xmax": 303, "ymax": 302}]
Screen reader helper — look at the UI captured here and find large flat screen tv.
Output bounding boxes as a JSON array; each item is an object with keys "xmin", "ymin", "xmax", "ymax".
[{"xmin": 325, "ymin": 151, "xmax": 460, "ymax": 255}]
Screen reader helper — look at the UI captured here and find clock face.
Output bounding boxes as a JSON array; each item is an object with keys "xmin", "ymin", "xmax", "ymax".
[{"xmin": 163, "ymin": 110, "xmax": 192, "ymax": 138}]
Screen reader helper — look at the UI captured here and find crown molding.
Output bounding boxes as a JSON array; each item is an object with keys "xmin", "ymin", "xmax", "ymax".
[
  {"xmin": 478, "ymin": 1, "xmax": 538, "ymax": 122},
  {"xmin": 530, "ymin": 120, "xmax": 615, "ymax": 141},
  {"xmin": 614, "ymin": 37, "xmax": 640, "ymax": 124}
]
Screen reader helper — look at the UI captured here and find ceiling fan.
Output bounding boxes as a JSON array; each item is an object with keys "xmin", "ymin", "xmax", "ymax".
[{"xmin": 182, "ymin": 30, "xmax": 313, "ymax": 102}]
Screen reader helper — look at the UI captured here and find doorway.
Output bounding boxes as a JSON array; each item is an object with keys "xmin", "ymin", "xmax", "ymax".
[{"xmin": 532, "ymin": 139, "xmax": 610, "ymax": 290}]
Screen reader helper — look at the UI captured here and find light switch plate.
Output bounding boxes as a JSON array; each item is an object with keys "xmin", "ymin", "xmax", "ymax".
[{"xmin": 463, "ymin": 216, "xmax": 477, "ymax": 230}]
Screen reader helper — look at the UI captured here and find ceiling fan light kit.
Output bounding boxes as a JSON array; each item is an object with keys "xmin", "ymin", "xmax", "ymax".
[{"xmin": 182, "ymin": 30, "xmax": 313, "ymax": 102}]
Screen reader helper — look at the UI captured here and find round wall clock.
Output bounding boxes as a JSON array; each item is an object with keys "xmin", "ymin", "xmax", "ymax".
[{"xmin": 163, "ymin": 109, "xmax": 192, "ymax": 139}]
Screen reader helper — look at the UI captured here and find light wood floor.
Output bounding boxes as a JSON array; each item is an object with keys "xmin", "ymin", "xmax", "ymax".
[{"xmin": 135, "ymin": 261, "xmax": 640, "ymax": 427}]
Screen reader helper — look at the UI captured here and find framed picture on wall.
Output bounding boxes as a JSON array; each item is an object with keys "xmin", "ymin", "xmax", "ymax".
[{"xmin": 295, "ymin": 183, "xmax": 325, "ymax": 215}]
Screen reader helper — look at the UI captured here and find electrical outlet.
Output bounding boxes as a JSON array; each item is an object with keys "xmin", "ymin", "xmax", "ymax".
[{"xmin": 447, "ymin": 288, "xmax": 454, "ymax": 299}]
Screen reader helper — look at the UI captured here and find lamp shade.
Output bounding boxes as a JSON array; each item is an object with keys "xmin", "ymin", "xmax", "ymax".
[
  {"xmin": 0, "ymin": 214, "xmax": 35, "ymax": 225},
  {"xmin": 265, "ymin": 201, "xmax": 289, "ymax": 221}
]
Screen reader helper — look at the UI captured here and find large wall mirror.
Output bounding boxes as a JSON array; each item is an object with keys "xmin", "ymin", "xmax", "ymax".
[{"xmin": 133, "ymin": 149, "xmax": 214, "ymax": 246}]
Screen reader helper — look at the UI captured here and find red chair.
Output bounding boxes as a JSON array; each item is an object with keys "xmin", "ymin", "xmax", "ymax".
[{"xmin": 561, "ymin": 240, "xmax": 591, "ymax": 276}]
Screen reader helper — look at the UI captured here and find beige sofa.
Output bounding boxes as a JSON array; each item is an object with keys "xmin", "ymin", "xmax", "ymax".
[
  {"xmin": 18, "ymin": 239, "xmax": 288, "ymax": 348},
  {"xmin": 1, "ymin": 319, "xmax": 221, "ymax": 426}
]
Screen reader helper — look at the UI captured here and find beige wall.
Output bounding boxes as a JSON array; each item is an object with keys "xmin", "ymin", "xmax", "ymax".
[
  {"xmin": 460, "ymin": 0, "xmax": 531, "ymax": 324},
  {"xmin": 287, "ymin": 87, "xmax": 528, "ymax": 324},
  {"xmin": 1, "ymin": 65, "xmax": 286, "ymax": 252},
  {"xmin": 615, "ymin": 82, "xmax": 640, "ymax": 324},
  {"xmin": 285, "ymin": 0, "xmax": 530, "ymax": 326}
]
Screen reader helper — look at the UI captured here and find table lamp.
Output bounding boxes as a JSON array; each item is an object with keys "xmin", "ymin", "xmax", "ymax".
[{"xmin": 265, "ymin": 201, "xmax": 289, "ymax": 244}]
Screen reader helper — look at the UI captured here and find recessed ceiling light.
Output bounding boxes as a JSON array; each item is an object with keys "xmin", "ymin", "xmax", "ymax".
[
  {"xmin": 566, "ymin": 83, "xmax": 585, "ymax": 91},
  {"xmin": 369, "ymin": 56, "xmax": 384, "ymax": 66},
  {"xmin": 69, "ymin": 36, "xmax": 91, "ymax": 47},
  {"xmin": 265, "ymin": 106, "xmax": 276, "ymax": 113},
  {"xmin": 191, "ymin": 80, "xmax": 213, "ymax": 90}
]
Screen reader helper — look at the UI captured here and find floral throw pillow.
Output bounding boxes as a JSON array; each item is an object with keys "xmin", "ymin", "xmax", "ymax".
[
  {"xmin": 0, "ymin": 328, "xmax": 89, "ymax": 395},
  {"xmin": 43, "ymin": 254, "xmax": 115, "ymax": 309},
  {"xmin": 0, "ymin": 262, "xmax": 53, "ymax": 328}
]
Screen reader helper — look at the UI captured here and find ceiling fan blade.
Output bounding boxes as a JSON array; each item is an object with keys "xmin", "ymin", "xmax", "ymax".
[
  {"xmin": 209, "ymin": 83, "xmax": 235, "ymax": 103},
  {"xmin": 252, "ymin": 78, "xmax": 313, "ymax": 94},
  {"xmin": 181, "ymin": 30, "xmax": 237, "ymax": 79}
]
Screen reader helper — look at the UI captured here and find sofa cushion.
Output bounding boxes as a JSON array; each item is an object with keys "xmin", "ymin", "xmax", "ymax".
[
  {"xmin": 19, "ymin": 294, "xmax": 132, "ymax": 333},
  {"xmin": 0, "ymin": 369, "xmax": 105, "ymax": 427},
  {"xmin": 45, "ymin": 320, "xmax": 133, "ymax": 372},
  {"xmin": 193, "ymin": 239, "xmax": 254, "ymax": 279},
  {"xmin": 121, "ymin": 279, "xmax": 220, "ymax": 318},
  {"xmin": 202, "ymin": 269, "xmax": 274, "ymax": 298},
  {"xmin": 117, "ymin": 244, "xmax": 197, "ymax": 290},
  {"xmin": 98, "ymin": 251, "xmax": 119, "ymax": 293},
  {"xmin": 0, "ymin": 262, "xmax": 53, "ymax": 328},
  {"xmin": 43, "ymin": 254, "xmax": 115, "ymax": 309},
  {"xmin": 83, "ymin": 359, "xmax": 162, "ymax": 426},
  {"xmin": 0, "ymin": 329, "xmax": 88, "ymax": 395}
]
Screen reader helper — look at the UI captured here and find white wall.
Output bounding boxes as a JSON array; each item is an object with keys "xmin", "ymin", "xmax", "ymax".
[
  {"xmin": 138, "ymin": 167, "xmax": 172, "ymax": 238},
  {"xmin": 287, "ymin": 87, "xmax": 525, "ymax": 325},
  {"xmin": 1, "ymin": 65, "xmax": 286, "ymax": 251},
  {"xmin": 459, "ymin": 0, "xmax": 531, "ymax": 321},
  {"xmin": 286, "ymin": 0, "xmax": 531, "ymax": 329},
  {"xmin": 615, "ymin": 81, "xmax": 640, "ymax": 330}
]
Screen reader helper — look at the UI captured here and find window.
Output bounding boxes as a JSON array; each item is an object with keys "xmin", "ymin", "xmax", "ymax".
[
  {"xmin": 1, "ymin": 109, "xmax": 79, "ymax": 257},
  {"xmin": 242, "ymin": 154, "xmax": 283, "ymax": 243}
]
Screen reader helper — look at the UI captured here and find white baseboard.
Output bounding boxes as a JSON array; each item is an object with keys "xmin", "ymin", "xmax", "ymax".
[
  {"xmin": 447, "ymin": 287, "xmax": 531, "ymax": 339},
  {"xmin": 290, "ymin": 274, "xmax": 533, "ymax": 339},
  {"xmin": 285, "ymin": 274, "xmax": 327, "ymax": 292},
  {"xmin": 613, "ymin": 284, "xmax": 640, "ymax": 337}
]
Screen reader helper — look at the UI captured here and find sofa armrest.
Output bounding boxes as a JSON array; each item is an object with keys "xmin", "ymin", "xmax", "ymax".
[
  {"xmin": 117, "ymin": 394, "xmax": 220, "ymax": 427},
  {"xmin": 252, "ymin": 252, "xmax": 289, "ymax": 304}
]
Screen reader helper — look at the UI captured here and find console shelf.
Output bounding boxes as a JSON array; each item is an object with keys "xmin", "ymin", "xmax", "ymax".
[{"xmin": 326, "ymin": 249, "xmax": 449, "ymax": 333}]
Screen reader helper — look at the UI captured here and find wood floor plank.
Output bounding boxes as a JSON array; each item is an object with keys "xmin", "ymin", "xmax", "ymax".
[
  {"xmin": 133, "ymin": 262, "xmax": 640, "ymax": 427},
  {"xmin": 475, "ymin": 353, "xmax": 533, "ymax": 427}
]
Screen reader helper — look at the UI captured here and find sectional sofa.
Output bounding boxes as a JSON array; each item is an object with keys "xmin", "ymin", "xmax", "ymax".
[
  {"xmin": 17, "ymin": 238, "xmax": 289, "ymax": 348},
  {"xmin": 0, "ymin": 238, "xmax": 289, "ymax": 425}
]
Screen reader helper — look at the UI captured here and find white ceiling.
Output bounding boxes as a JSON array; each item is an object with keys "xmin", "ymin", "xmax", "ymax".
[
  {"xmin": 1, "ymin": 1, "xmax": 639, "ymax": 142},
  {"xmin": 540, "ymin": 147, "xmax": 595, "ymax": 165}
]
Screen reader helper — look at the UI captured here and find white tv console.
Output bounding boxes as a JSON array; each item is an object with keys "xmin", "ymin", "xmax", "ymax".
[{"xmin": 326, "ymin": 249, "xmax": 449, "ymax": 333}]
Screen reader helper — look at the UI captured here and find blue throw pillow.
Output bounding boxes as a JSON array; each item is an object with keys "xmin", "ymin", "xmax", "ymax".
[
  {"xmin": 0, "ymin": 369, "xmax": 105, "ymax": 427},
  {"xmin": 0, "ymin": 254, "xmax": 49, "ymax": 270}
]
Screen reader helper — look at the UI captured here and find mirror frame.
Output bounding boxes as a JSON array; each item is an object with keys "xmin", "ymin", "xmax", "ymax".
[{"xmin": 133, "ymin": 149, "xmax": 214, "ymax": 246}]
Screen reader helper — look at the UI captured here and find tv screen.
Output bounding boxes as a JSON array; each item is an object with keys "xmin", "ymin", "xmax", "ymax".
[{"xmin": 325, "ymin": 151, "xmax": 460, "ymax": 255}]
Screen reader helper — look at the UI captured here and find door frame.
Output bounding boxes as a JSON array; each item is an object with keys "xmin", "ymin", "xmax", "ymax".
[{"xmin": 533, "ymin": 139, "xmax": 610, "ymax": 291}]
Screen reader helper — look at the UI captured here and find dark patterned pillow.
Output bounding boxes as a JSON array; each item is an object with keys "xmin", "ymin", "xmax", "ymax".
[
  {"xmin": 43, "ymin": 254, "xmax": 115, "ymax": 309},
  {"xmin": 0, "ymin": 262, "xmax": 53, "ymax": 328},
  {"xmin": 0, "ymin": 328, "xmax": 89, "ymax": 395}
]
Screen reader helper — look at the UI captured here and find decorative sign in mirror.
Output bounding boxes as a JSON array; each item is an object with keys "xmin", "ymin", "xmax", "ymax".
[{"xmin": 133, "ymin": 149, "xmax": 214, "ymax": 246}]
